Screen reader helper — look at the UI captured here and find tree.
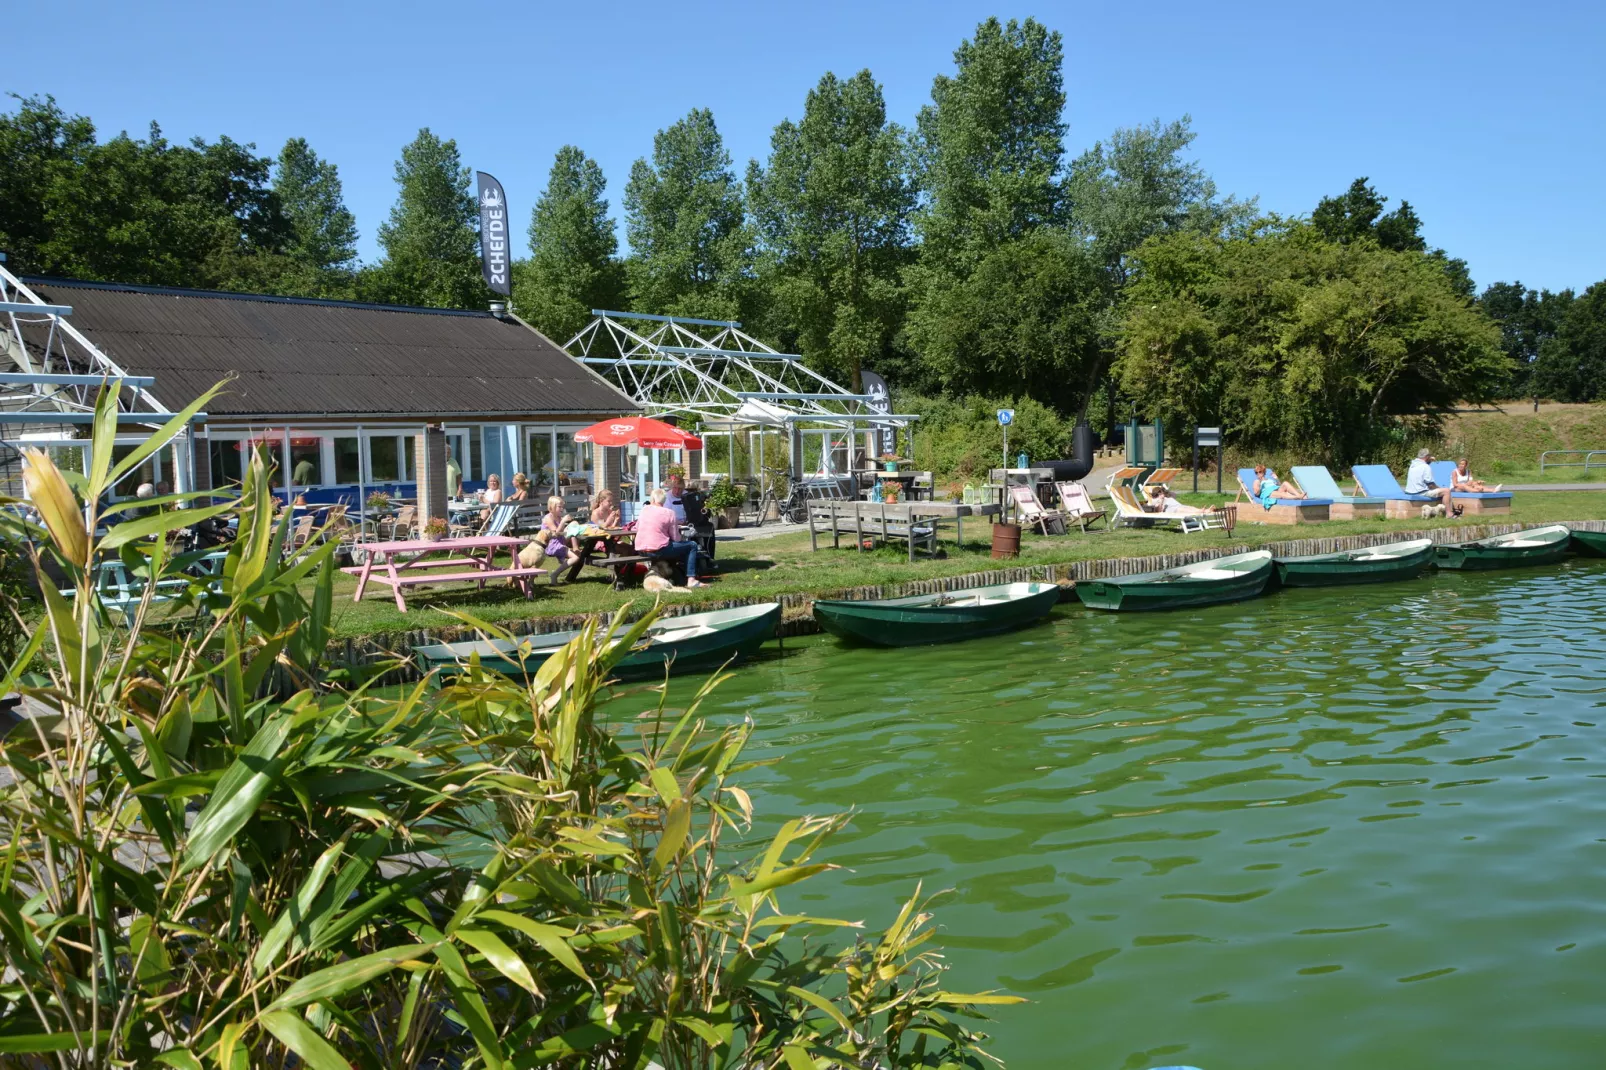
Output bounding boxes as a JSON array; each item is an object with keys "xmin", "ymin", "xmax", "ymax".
[
  {"xmin": 512, "ymin": 146, "xmax": 625, "ymax": 342},
  {"xmin": 273, "ymin": 137, "xmax": 358, "ymax": 295},
  {"xmin": 623, "ymin": 109, "xmax": 749, "ymax": 319},
  {"xmin": 911, "ymin": 16, "xmax": 1065, "ymax": 261},
  {"xmin": 1480, "ymin": 280, "xmax": 1575, "ymax": 397},
  {"xmin": 1115, "ymin": 222, "xmax": 1506, "ymax": 464},
  {"xmin": 747, "ymin": 70, "xmax": 914, "ymax": 387},
  {"xmin": 1531, "ymin": 280, "xmax": 1606, "ymax": 402},
  {"xmin": 372, "ymin": 128, "xmax": 485, "ymax": 308},
  {"xmin": 1311, "ymin": 177, "xmax": 1473, "ymax": 297}
]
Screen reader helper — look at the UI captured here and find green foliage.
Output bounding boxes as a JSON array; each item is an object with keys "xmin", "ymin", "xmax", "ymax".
[
  {"xmin": 513, "ymin": 145, "xmax": 626, "ymax": 342},
  {"xmin": 705, "ymin": 478, "xmax": 746, "ymax": 509},
  {"xmin": 902, "ymin": 392, "xmax": 1069, "ymax": 481},
  {"xmin": 0, "ymin": 382, "xmax": 1015, "ymax": 1068},
  {"xmin": 748, "ymin": 70, "xmax": 914, "ymax": 388},
  {"xmin": 1310, "ymin": 177, "xmax": 1473, "ymax": 297},
  {"xmin": 624, "ymin": 109, "xmax": 751, "ymax": 321},
  {"xmin": 272, "ymin": 137, "xmax": 359, "ymax": 297},
  {"xmin": 1479, "ymin": 280, "xmax": 1575, "ymax": 397},
  {"xmin": 1532, "ymin": 281, "xmax": 1606, "ymax": 402},
  {"xmin": 371, "ymin": 128, "xmax": 487, "ymax": 309},
  {"xmin": 1115, "ymin": 222, "xmax": 1506, "ymax": 464}
]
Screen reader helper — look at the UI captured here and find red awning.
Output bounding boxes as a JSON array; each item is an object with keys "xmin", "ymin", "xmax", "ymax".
[
  {"xmin": 236, "ymin": 436, "xmax": 321, "ymax": 451},
  {"xmin": 572, "ymin": 417, "xmax": 703, "ymax": 450}
]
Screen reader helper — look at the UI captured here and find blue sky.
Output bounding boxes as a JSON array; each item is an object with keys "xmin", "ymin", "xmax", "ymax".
[{"xmin": 8, "ymin": 0, "xmax": 1604, "ymax": 292}]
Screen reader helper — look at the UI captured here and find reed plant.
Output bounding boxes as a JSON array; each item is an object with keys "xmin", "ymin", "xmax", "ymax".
[{"xmin": 0, "ymin": 384, "xmax": 1016, "ymax": 1068}]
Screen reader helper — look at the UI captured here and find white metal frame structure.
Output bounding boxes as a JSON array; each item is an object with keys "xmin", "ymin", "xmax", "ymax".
[
  {"xmin": 564, "ymin": 309, "xmax": 917, "ymax": 482},
  {"xmin": 0, "ymin": 262, "xmax": 201, "ymax": 498}
]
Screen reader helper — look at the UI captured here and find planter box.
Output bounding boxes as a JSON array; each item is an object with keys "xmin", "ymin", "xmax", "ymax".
[{"xmin": 1238, "ymin": 501, "xmax": 1331, "ymax": 525}]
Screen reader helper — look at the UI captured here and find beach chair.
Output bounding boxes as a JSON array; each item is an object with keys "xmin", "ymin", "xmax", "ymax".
[
  {"xmin": 1429, "ymin": 461, "xmax": 1513, "ymax": 515},
  {"xmin": 1054, "ymin": 481, "xmax": 1108, "ymax": 532},
  {"xmin": 480, "ymin": 502, "xmax": 520, "ymax": 537},
  {"xmin": 1288, "ymin": 466, "xmax": 1388, "ymax": 520},
  {"xmin": 1234, "ymin": 468, "xmax": 1331, "ymax": 525},
  {"xmin": 1351, "ymin": 465, "xmax": 1445, "ymax": 520},
  {"xmin": 1107, "ymin": 485, "xmax": 1224, "ymax": 533},
  {"xmin": 1008, "ymin": 484, "xmax": 1067, "ymax": 535}
]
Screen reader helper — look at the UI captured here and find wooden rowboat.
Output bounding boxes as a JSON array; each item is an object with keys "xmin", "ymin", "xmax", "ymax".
[
  {"xmin": 1570, "ymin": 527, "xmax": 1606, "ymax": 557},
  {"xmin": 1075, "ymin": 550, "xmax": 1274, "ymax": 612},
  {"xmin": 413, "ymin": 603, "xmax": 780, "ymax": 680},
  {"xmin": 1274, "ymin": 538, "xmax": 1434, "ymax": 587},
  {"xmin": 812, "ymin": 581, "xmax": 1061, "ymax": 647},
  {"xmin": 1433, "ymin": 524, "xmax": 1572, "ymax": 570}
]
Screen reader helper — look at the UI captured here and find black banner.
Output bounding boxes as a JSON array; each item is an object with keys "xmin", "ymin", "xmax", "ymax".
[
  {"xmin": 860, "ymin": 370, "xmax": 895, "ymax": 456},
  {"xmin": 476, "ymin": 171, "xmax": 512, "ymax": 296}
]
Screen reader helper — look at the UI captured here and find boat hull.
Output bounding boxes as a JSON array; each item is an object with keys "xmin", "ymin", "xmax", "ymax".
[
  {"xmin": 812, "ymin": 582, "xmax": 1062, "ymax": 647},
  {"xmin": 415, "ymin": 603, "xmax": 780, "ymax": 680},
  {"xmin": 1274, "ymin": 544, "xmax": 1435, "ymax": 587},
  {"xmin": 1075, "ymin": 559, "xmax": 1274, "ymax": 612},
  {"xmin": 1571, "ymin": 528, "xmax": 1606, "ymax": 557},
  {"xmin": 1434, "ymin": 528, "xmax": 1572, "ymax": 571}
]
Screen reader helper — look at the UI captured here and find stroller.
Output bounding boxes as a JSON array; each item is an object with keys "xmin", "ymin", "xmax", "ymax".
[{"xmin": 679, "ymin": 490, "xmax": 717, "ymax": 578}]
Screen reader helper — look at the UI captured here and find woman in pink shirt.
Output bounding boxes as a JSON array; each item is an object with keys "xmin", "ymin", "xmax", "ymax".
[{"xmin": 634, "ymin": 487, "xmax": 706, "ymax": 588}]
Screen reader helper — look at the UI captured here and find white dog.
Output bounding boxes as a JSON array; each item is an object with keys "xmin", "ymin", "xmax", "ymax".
[
  {"xmin": 1420, "ymin": 503, "xmax": 1447, "ymax": 519},
  {"xmin": 643, "ymin": 573, "xmax": 678, "ymax": 593}
]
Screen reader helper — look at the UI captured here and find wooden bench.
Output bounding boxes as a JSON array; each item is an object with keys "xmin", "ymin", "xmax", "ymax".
[
  {"xmin": 340, "ymin": 556, "xmax": 487, "ymax": 576},
  {"xmin": 590, "ymin": 554, "xmax": 653, "ymax": 590},
  {"xmin": 364, "ymin": 565, "xmax": 547, "ymax": 599}
]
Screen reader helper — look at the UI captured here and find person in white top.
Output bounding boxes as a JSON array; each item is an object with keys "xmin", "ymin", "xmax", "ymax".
[
  {"xmin": 479, "ymin": 473, "xmax": 504, "ymax": 521},
  {"xmin": 1451, "ymin": 458, "xmax": 1501, "ymax": 493}
]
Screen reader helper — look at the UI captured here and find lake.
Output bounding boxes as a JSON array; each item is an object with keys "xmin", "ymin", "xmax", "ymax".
[{"xmin": 612, "ymin": 558, "xmax": 1606, "ymax": 1070}]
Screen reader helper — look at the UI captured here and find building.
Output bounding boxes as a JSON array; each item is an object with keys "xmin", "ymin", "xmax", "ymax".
[{"xmin": 6, "ymin": 277, "xmax": 639, "ymax": 503}]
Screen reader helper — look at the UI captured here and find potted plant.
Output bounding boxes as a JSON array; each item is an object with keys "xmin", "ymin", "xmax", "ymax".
[
  {"xmin": 879, "ymin": 453, "xmax": 900, "ymax": 473},
  {"xmin": 706, "ymin": 479, "xmax": 746, "ymax": 529},
  {"xmin": 422, "ymin": 516, "xmax": 449, "ymax": 541},
  {"xmin": 664, "ymin": 462, "xmax": 688, "ymax": 483},
  {"xmin": 365, "ymin": 491, "xmax": 392, "ymax": 514}
]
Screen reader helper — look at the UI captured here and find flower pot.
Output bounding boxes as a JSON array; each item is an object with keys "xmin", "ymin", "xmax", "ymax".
[
  {"xmin": 720, "ymin": 505, "xmax": 742, "ymax": 529},
  {"xmin": 883, "ymin": 461, "xmax": 898, "ymax": 472}
]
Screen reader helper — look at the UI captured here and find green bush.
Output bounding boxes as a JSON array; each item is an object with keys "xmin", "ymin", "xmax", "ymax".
[
  {"xmin": 0, "ymin": 384, "xmax": 1016, "ymax": 1068},
  {"xmin": 901, "ymin": 393, "xmax": 1071, "ymax": 484}
]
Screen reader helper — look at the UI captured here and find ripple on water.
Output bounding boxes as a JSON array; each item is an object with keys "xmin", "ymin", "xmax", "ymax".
[{"xmin": 609, "ymin": 559, "xmax": 1606, "ymax": 1070}]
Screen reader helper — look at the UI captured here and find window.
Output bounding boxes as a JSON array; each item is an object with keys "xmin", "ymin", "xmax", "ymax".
[
  {"xmin": 289, "ymin": 440, "xmax": 321, "ymax": 487},
  {"xmin": 369, "ymin": 436, "xmax": 400, "ymax": 482},
  {"xmin": 111, "ymin": 444, "xmax": 158, "ymax": 496},
  {"xmin": 468, "ymin": 431, "xmax": 482, "ymax": 484},
  {"xmin": 402, "ymin": 436, "xmax": 417, "ymax": 480},
  {"xmin": 333, "ymin": 437, "xmax": 360, "ymax": 483},
  {"xmin": 209, "ymin": 440, "xmax": 243, "ymax": 486}
]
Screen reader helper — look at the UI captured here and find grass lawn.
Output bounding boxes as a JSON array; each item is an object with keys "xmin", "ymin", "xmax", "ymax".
[{"xmin": 296, "ymin": 489, "xmax": 1606, "ymax": 641}]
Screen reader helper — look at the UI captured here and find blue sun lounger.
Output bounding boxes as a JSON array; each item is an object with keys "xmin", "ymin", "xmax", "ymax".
[
  {"xmin": 1234, "ymin": 467, "xmax": 1331, "ymax": 525},
  {"xmin": 1430, "ymin": 461, "xmax": 1513, "ymax": 514},
  {"xmin": 1352, "ymin": 464, "xmax": 1444, "ymax": 519},
  {"xmin": 1289, "ymin": 466, "xmax": 1387, "ymax": 519}
]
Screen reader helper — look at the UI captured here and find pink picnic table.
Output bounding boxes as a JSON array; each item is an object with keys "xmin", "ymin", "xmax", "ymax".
[{"xmin": 344, "ymin": 534, "xmax": 540, "ymax": 612}]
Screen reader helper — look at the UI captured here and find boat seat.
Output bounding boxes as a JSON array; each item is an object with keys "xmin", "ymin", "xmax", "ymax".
[{"xmin": 1185, "ymin": 567, "xmax": 1241, "ymax": 579}]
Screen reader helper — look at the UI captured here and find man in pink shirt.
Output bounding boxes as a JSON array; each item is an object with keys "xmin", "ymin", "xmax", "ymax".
[{"xmin": 633, "ymin": 487, "xmax": 706, "ymax": 588}]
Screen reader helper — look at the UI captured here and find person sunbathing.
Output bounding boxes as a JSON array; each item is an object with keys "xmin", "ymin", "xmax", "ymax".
[
  {"xmin": 1147, "ymin": 485, "xmax": 1209, "ymax": 515},
  {"xmin": 1251, "ymin": 464, "xmax": 1307, "ymax": 506},
  {"xmin": 1452, "ymin": 458, "xmax": 1502, "ymax": 493}
]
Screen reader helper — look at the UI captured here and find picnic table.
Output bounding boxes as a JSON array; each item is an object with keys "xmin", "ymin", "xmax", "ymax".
[
  {"xmin": 342, "ymin": 534, "xmax": 542, "ymax": 611},
  {"xmin": 564, "ymin": 528, "xmax": 655, "ymax": 588},
  {"xmin": 807, "ymin": 500, "xmax": 1000, "ymax": 561}
]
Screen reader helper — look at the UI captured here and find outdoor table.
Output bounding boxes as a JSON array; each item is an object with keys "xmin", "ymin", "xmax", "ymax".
[
  {"xmin": 345, "ymin": 534, "xmax": 536, "ymax": 612},
  {"xmin": 806, "ymin": 500, "xmax": 1000, "ymax": 561},
  {"xmin": 566, "ymin": 528, "xmax": 646, "ymax": 587}
]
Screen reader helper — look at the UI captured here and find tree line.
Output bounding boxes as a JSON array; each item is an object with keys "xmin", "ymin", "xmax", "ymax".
[{"xmin": 3, "ymin": 17, "xmax": 1603, "ymax": 463}]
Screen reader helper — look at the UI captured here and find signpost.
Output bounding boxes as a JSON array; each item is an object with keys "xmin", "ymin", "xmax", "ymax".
[
  {"xmin": 1194, "ymin": 426, "xmax": 1222, "ymax": 493},
  {"xmin": 997, "ymin": 408, "xmax": 1014, "ymax": 470}
]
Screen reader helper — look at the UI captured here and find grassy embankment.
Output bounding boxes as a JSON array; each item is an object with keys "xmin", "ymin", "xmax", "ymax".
[{"xmin": 305, "ymin": 488, "xmax": 1606, "ymax": 641}]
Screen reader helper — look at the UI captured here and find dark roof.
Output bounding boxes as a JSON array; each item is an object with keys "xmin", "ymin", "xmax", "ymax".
[{"xmin": 19, "ymin": 277, "xmax": 638, "ymax": 419}]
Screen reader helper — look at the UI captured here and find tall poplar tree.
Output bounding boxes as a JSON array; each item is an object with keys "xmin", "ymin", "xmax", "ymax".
[
  {"xmin": 512, "ymin": 145, "xmax": 624, "ymax": 342},
  {"xmin": 747, "ymin": 70, "xmax": 914, "ymax": 388},
  {"xmin": 372, "ymin": 128, "xmax": 484, "ymax": 308},
  {"xmin": 623, "ymin": 109, "xmax": 749, "ymax": 319},
  {"xmin": 273, "ymin": 137, "xmax": 358, "ymax": 296}
]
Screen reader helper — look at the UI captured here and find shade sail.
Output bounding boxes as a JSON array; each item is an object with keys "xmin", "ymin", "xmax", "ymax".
[{"xmin": 572, "ymin": 416, "xmax": 703, "ymax": 450}]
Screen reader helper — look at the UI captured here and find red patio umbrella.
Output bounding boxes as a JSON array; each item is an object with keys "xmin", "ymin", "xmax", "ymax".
[{"xmin": 572, "ymin": 417, "xmax": 703, "ymax": 450}]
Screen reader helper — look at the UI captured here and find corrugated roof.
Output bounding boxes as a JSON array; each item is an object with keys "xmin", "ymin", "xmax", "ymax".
[{"xmin": 19, "ymin": 278, "xmax": 639, "ymax": 419}]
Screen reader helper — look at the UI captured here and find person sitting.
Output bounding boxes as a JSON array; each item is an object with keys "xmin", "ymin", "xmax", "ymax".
[
  {"xmin": 1451, "ymin": 458, "xmax": 1502, "ymax": 493},
  {"xmin": 590, "ymin": 489, "xmax": 621, "ymax": 530},
  {"xmin": 537, "ymin": 495, "xmax": 573, "ymax": 568},
  {"xmin": 1147, "ymin": 485, "xmax": 1208, "ymax": 515},
  {"xmin": 634, "ymin": 487, "xmax": 706, "ymax": 588},
  {"xmin": 1405, "ymin": 448, "xmax": 1460, "ymax": 516},
  {"xmin": 508, "ymin": 472, "xmax": 531, "ymax": 501},
  {"xmin": 480, "ymin": 473, "xmax": 504, "ymax": 522},
  {"xmin": 1251, "ymin": 464, "xmax": 1307, "ymax": 507}
]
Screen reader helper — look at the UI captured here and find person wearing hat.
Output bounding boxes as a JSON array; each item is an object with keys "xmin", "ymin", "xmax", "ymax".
[{"xmin": 1405, "ymin": 448, "xmax": 1459, "ymax": 516}]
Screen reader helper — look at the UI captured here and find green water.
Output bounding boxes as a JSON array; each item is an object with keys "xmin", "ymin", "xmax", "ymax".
[{"xmin": 612, "ymin": 559, "xmax": 1606, "ymax": 1070}]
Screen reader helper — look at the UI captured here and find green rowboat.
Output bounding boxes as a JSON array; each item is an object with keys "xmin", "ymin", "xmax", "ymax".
[
  {"xmin": 413, "ymin": 603, "xmax": 780, "ymax": 680},
  {"xmin": 1274, "ymin": 538, "xmax": 1434, "ymax": 587},
  {"xmin": 1570, "ymin": 527, "xmax": 1606, "ymax": 557},
  {"xmin": 1433, "ymin": 524, "xmax": 1572, "ymax": 570},
  {"xmin": 812, "ymin": 581, "xmax": 1062, "ymax": 647},
  {"xmin": 1075, "ymin": 550, "xmax": 1274, "ymax": 612}
]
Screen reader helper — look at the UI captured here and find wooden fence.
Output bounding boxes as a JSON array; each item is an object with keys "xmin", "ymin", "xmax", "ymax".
[{"xmin": 324, "ymin": 520, "xmax": 1606, "ymax": 684}]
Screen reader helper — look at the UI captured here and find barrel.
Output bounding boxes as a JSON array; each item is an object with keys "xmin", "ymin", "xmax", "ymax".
[{"xmin": 992, "ymin": 522, "xmax": 1021, "ymax": 559}]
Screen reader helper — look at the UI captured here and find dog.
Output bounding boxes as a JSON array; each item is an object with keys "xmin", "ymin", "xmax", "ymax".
[
  {"xmin": 643, "ymin": 573, "xmax": 678, "ymax": 594},
  {"xmin": 1420, "ymin": 503, "xmax": 1447, "ymax": 519}
]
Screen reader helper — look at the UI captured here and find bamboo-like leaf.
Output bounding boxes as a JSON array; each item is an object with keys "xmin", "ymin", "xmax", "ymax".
[
  {"xmin": 179, "ymin": 713, "xmax": 296, "ymax": 874},
  {"xmin": 0, "ymin": 1030, "xmax": 111, "ymax": 1052},
  {"xmin": 650, "ymin": 799, "xmax": 691, "ymax": 879},
  {"xmin": 100, "ymin": 500, "xmax": 235, "ymax": 551},
  {"xmin": 479, "ymin": 910, "xmax": 589, "ymax": 982},
  {"xmin": 252, "ymin": 834, "xmax": 350, "ymax": 973},
  {"xmin": 267, "ymin": 942, "xmax": 436, "ymax": 1011},
  {"xmin": 458, "ymin": 927, "xmax": 539, "ymax": 994},
  {"xmin": 152, "ymin": 1050, "xmax": 204, "ymax": 1070},
  {"xmin": 648, "ymin": 766, "xmax": 682, "ymax": 804},
  {"xmin": 100, "ymin": 381, "xmax": 221, "ymax": 496},
  {"xmin": 258, "ymin": 1009, "xmax": 353, "ymax": 1070},
  {"xmin": 728, "ymin": 864, "xmax": 832, "ymax": 901},
  {"xmin": 781, "ymin": 1044, "xmax": 817, "ymax": 1070},
  {"xmin": 21, "ymin": 448, "xmax": 87, "ymax": 567},
  {"xmin": 441, "ymin": 972, "xmax": 506, "ymax": 1070},
  {"xmin": 933, "ymin": 992, "xmax": 1028, "ymax": 1005}
]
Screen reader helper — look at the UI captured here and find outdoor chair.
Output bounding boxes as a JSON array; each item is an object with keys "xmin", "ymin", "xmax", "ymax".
[
  {"xmin": 478, "ymin": 502, "xmax": 520, "ymax": 538},
  {"xmin": 382, "ymin": 504, "xmax": 417, "ymax": 541},
  {"xmin": 1054, "ymin": 481, "xmax": 1108, "ymax": 532},
  {"xmin": 1007, "ymin": 484, "xmax": 1067, "ymax": 535},
  {"xmin": 1288, "ymin": 465, "xmax": 1388, "ymax": 520},
  {"xmin": 1107, "ymin": 485, "xmax": 1221, "ymax": 533},
  {"xmin": 1351, "ymin": 465, "xmax": 1446, "ymax": 520},
  {"xmin": 1234, "ymin": 468, "xmax": 1332, "ymax": 525}
]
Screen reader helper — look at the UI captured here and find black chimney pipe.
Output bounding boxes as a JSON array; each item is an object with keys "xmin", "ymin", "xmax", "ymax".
[{"xmin": 1039, "ymin": 418, "xmax": 1097, "ymax": 483}]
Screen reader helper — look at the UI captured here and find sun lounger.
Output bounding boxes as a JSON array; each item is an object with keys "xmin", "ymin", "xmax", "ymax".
[
  {"xmin": 1352, "ymin": 464, "xmax": 1450, "ymax": 519},
  {"xmin": 1429, "ymin": 461, "xmax": 1513, "ymax": 515},
  {"xmin": 1234, "ymin": 468, "xmax": 1331, "ymax": 525},
  {"xmin": 1107, "ymin": 485, "xmax": 1226, "ymax": 534},
  {"xmin": 1054, "ymin": 481, "xmax": 1108, "ymax": 532},
  {"xmin": 1288, "ymin": 465, "xmax": 1387, "ymax": 520}
]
